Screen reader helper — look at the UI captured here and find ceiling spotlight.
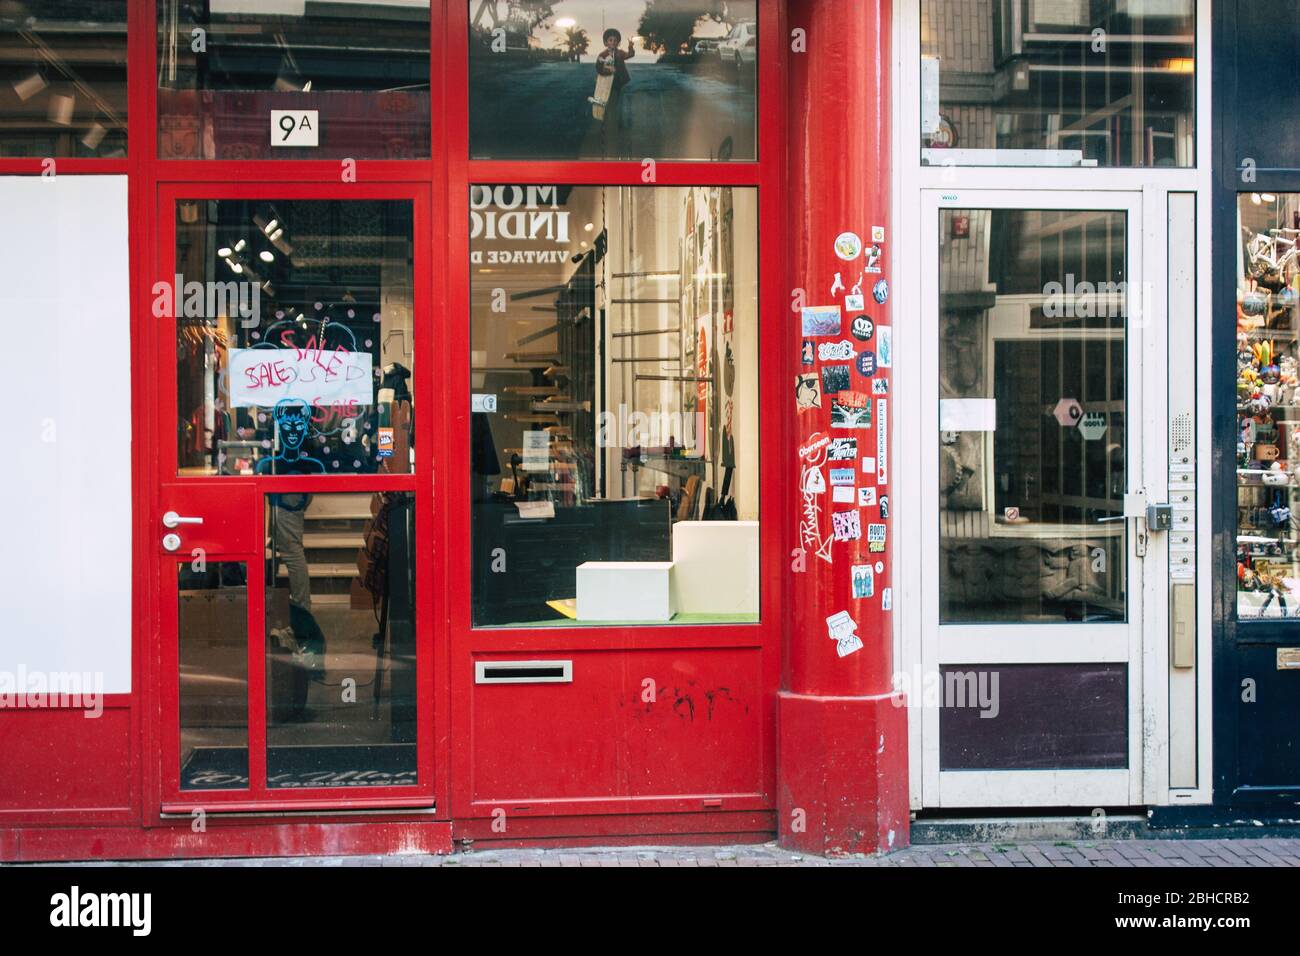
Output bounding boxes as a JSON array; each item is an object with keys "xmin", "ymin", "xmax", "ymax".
[
  {"xmin": 584, "ymin": 222, "xmax": 594, "ymax": 232},
  {"xmin": 224, "ymin": 257, "xmax": 243, "ymax": 274},
  {"xmin": 1262, "ymin": 194, "xmax": 1278, "ymax": 203},
  {"xmin": 11, "ymin": 71, "xmax": 47, "ymax": 102},
  {"xmin": 234, "ymin": 239, "xmax": 247, "ymax": 252},
  {"xmin": 217, "ymin": 246, "xmax": 232, "ymax": 258},
  {"xmin": 259, "ymin": 250, "xmax": 275, "ymax": 263},
  {"xmin": 263, "ymin": 219, "xmax": 279, "ymax": 235}
]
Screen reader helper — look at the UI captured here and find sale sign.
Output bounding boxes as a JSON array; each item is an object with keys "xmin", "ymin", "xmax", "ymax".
[{"xmin": 228, "ymin": 347, "xmax": 373, "ymax": 408}]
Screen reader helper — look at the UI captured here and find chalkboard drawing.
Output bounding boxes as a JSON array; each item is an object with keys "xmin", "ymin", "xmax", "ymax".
[{"xmin": 257, "ymin": 398, "xmax": 326, "ymax": 475}]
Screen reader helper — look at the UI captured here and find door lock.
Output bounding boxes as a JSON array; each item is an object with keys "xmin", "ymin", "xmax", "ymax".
[
  {"xmin": 1146, "ymin": 503, "xmax": 1173, "ymax": 532},
  {"xmin": 162, "ymin": 533, "xmax": 182, "ymax": 552}
]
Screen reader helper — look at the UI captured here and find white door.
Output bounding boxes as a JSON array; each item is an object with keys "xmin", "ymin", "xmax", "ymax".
[{"xmin": 916, "ymin": 189, "xmax": 1164, "ymax": 808}]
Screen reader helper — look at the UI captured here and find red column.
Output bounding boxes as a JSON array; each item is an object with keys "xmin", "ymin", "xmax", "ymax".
[{"xmin": 778, "ymin": 0, "xmax": 909, "ymax": 855}]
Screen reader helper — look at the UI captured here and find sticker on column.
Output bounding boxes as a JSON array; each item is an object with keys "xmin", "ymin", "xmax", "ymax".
[
  {"xmin": 871, "ymin": 226, "xmax": 886, "ymax": 243},
  {"xmin": 832, "ymin": 486, "xmax": 855, "ymax": 504},
  {"xmin": 865, "ymin": 244, "xmax": 883, "ymax": 274},
  {"xmin": 828, "ymin": 437, "xmax": 857, "ymax": 460},
  {"xmin": 829, "ymin": 467, "xmax": 855, "ymax": 486},
  {"xmin": 831, "ymin": 394, "xmax": 871, "ymax": 429},
  {"xmin": 850, "ymin": 314, "xmax": 874, "ymax": 341},
  {"xmin": 858, "ymin": 486, "xmax": 877, "ymax": 507},
  {"xmin": 801, "ymin": 339, "xmax": 815, "ymax": 366},
  {"xmin": 818, "ymin": 339, "xmax": 856, "ymax": 361},
  {"xmin": 796, "ymin": 373, "xmax": 822, "ymax": 411},
  {"xmin": 878, "ymin": 326, "xmax": 892, "ymax": 368},
  {"xmin": 830, "ymin": 273, "xmax": 845, "ymax": 297},
  {"xmin": 852, "ymin": 564, "xmax": 875, "ymax": 599},
  {"xmin": 879, "ymin": 495, "xmax": 889, "ymax": 519},
  {"xmin": 832, "ymin": 510, "xmax": 862, "ymax": 542},
  {"xmin": 882, "ymin": 588, "xmax": 893, "ymax": 611},
  {"xmin": 834, "ymin": 232, "xmax": 863, "ymax": 261},
  {"xmin": 826, "ymin": 610, "xmax": 864, "ymax": 658},
  {"xmin": 867, "ymin": 523, "xmax": 886, "ymax": 552},
  {"xmin": 876, "ymin": 399, "xmax": 888, "ymax": 485},
  {"xmin": 802, "ymin": 305, "xmax": 841, "ymax": 337},
  {"xmin": 872, "ymin": 279, "xmax": 889, "ymax": 305},
  {"xmin": 860, "ymin": 456, "xmax": 876, "ymax": 474},
  {"xmin": 872, "ymin": 378, "xmax": 889, "ymax": 395},
  {"xmin": 821, "ymin": 365, "xmax": 851, "ymax": 395},
  {"xmin": 857, "ymin": 350, "xmax": 876, "ymax": 377},
  {"xmin": 845, "ymin": 294, "xmax": 865, "ymax": 311}
]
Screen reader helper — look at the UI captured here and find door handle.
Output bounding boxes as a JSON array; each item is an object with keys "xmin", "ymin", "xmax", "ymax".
[{"xmin": 162, "ymin": 511, "xmax": 204, "ymax": 528}]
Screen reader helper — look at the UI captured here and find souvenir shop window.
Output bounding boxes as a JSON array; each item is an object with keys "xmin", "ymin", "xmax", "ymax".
[
  {"xmin": 0, "ymin": 2, "xmax": 127, "ymax": 157},
  {"xmin": 468, "ymin": 1, "xmax": 756, "ymax": 161},
  {"xmin": 173, "ymin": 199, "xmax": 416, "ymax": 477},
  {"xmin": 157, "ymin": 1, "xmax": 430, "ymax": 160},
  {"xmin": 1236, "ymin": 193, "xmax": 1300, "ymax": 621},
  {"xmin": 469, "ymin": 185, "xmax": 759, "ymax": 627},
  {"xmin": 920, "ymin": 0, "xmax": 1195, "ymax": 168}
]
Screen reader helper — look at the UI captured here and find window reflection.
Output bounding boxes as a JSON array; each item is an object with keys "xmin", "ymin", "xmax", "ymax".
[
  {"xmin": 469, "ymin": 1, "xmax": 756, "ymax": 161},
  {"xmin": 939, "ymin": 208, "xmax": 1128, "ymax": 624},
  {"xmin": 158, "ymin": 1, "xmax": 430, "ymax": 160},
  {"xmin": 0, "ymin": 2, "xmax": 127, "ymax": 157},
  {"xmin": 470, "ymin": 185, "xmax": 760, "ymax": 626},
  {"xmin": 921, "ymin": 1, "xmax": 1195, "ymax": 167}
]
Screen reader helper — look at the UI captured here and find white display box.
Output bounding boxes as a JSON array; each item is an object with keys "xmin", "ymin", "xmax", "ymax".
[
  {"xmin": 670, "ymin": 521, "xmax": 760, "ymax": 615},
  {"xmin": 576, "ymin": 561, "xmax": 676, "ymax": 621}
]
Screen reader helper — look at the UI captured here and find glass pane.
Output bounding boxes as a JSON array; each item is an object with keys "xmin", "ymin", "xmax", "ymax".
[
  {"xmin": 174, "ymin": 199, "xmax": 415, "ymax": 477},
  {"xmin": 938, "ymin": 208, "xmax": 1127, "ymax": 624},
  {"xmin": 1236, "ymin": 192, "xmax": 1300, "ymax": 621},
  {"xmin": 469, "ymin": 1, "xmax": 756, "ymax": 161},
  {"xmin": 0, "ymin": 2, "xmax": 127, "ymax": 157},
  {"xmin": 157, "ymin": 0, "xmax": 430, "ymax": 160},
  {"xmin": 265, "ymin": 492, "xmax": 417, "ymax": 788},
  {"xmin": 920, "ymin": 1, "xmax": 1195, "ymax": 168},
  {"xmin": 470, "ymin": 185, "xmax": 759, "ymax": 626},
  {"xmin": 179, "ymin": 560, "xmax": 249, "ymax": 790}
]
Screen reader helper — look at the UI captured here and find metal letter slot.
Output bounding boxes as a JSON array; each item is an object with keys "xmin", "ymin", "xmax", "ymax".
[{"xmin": 475, "ymin": 660, "xmax": 573, "ymax": 684}]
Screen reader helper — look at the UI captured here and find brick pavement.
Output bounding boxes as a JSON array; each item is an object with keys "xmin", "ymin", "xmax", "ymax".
[{"xmin": 28, "ymin": 837, "xmax": 1300, "ymax": 867}]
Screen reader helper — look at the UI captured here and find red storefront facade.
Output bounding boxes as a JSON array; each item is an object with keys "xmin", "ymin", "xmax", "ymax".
[{"xmin": 0, "ymin": 0, "xmax": 906, "ymax": 861}]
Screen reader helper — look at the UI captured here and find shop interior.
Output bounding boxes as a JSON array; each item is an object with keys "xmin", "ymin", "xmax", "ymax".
[
  {"xmin": 938, "ymin": 207, "xmax": 1128, "ymax": 624},
  {"xmin": 470, "ymin": 184, "xmax": 760, "ymax": 626},
  {"xmin": 1236, "ymin": 192, "xmax": 1300, "ymax": 620},
  {"xmin": 175, "ymin": 199, "xmax": 418, "ymax": 790}
]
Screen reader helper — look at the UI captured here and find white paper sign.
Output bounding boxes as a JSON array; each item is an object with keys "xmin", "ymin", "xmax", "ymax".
[
  {"xmin": 940, "ymin": 398, "xmax": 997, "ymax": 432},
  {"xmin": 228, "ymin": 347, "xmax": 372, "ymax": 408},
  {"xmin": 522, "ymin": 430, "xmax": 550, "ymax": 471},
  {"xmin": 472, "ymin": 393, "xmax": 498, "ymax": 413},
  {"xmin": 272, "ymin": 110, "xmax": 319, "ymax": 147}
]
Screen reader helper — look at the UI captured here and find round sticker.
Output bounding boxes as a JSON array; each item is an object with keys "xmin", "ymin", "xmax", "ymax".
[
  {"xmin": 833, "ymin": 231, "xmax": 863, "ymax": 261},
  {"xmin": 850, "ymin": 314, "xmax": 874, "ymax": 341},
  {"xmin": 857, "ymin": 350, "xmax": 876, "ymax": 376},
  {"xmin": 875, "ymin": 562, "xmax": 884, "ymax": 573},
  {"xmin": 872, "ymin": 279, "xmax": 889, "ymax": 304}
]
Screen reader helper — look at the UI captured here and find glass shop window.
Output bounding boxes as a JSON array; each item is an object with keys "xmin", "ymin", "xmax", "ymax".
[
  {"xmin": 0, "ymin": 2, "xmax": 128, "ymax": 157},
  {"xmin": 468, "ymin": 1, "xmax": 756, "ymax": 161},
  {"xmin": 173, "ymin": 199, "xmax": 415, "ymax": 477},
  {"xmin": 469, "ymin": 185, "xmax": 759, "ymax": 627},
  {"xmin": 1236, "ymin": 192, "xmax": 1300, "ymax": 621},
  {"xmin": 157, "ymin": 1, "xmax": 430, "ymax": 160},
  {"xmin": 920, "ymin": 0, "xmax": 1195, "ymax": 168}
]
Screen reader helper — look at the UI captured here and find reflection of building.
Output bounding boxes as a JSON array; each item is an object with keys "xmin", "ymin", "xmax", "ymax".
[{"xmin": 0, "ymin": 3, "xmax": 128, "ymax": 156}]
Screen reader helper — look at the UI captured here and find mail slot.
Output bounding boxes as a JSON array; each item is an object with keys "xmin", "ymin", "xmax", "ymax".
[{"xmin": 475, "ymin": 660, "xmax": 573, "ymax": 684}]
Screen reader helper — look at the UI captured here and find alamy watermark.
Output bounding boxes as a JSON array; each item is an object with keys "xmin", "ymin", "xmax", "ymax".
[
  {"xmin": 0, "ymin": 666, "xmax": 104, "ymax": 718},
  {"xmin": 892, "ymin": 668, "xmax": 1000, "ymax": 719}
]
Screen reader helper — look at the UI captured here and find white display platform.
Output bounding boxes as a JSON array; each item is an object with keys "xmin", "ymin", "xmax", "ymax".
[
  {"xmin": 576, "ymin": 561, "xmax": 675, "ymax": 621},
  {"xmin": 670, "ymin": 520, "xmax": 760, "ymax": 615}
]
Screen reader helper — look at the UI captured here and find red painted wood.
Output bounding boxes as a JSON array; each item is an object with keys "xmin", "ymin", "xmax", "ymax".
[{"xmin": 1, "ymin": 0, "xmax": 816, "ymax": 858}]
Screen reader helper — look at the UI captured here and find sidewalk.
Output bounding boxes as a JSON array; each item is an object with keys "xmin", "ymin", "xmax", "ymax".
[{"xmin": 29, "ymin": 837, "xmax": 1300, "ymax": 867}]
